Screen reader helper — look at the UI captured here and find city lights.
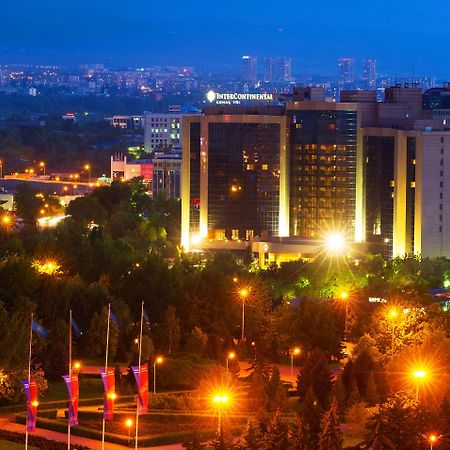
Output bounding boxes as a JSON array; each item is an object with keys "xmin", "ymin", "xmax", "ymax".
[{"xmin": 32, "ymin": 259, "xmax": 60, "ymax": 275}]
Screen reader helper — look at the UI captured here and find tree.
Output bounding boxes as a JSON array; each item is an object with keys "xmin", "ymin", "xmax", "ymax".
[
  {"xmin": 161, "ymin": 306, "xmax": 181, "ymax": 354},
  {"xmin": 238, "ymin": 417, "xmax": 264, "ymax": 450},
  {"xmin": 265, "ymin": 367, "xmax": 287, "ymax": 412},
  {"xmin": 185, "ymin": 327, "xmax": 208, "ymax": 356},
  {"xmin": 84, "ymin": 306, "xmax": 120, "ymax": 360},
  {"xmin": 299, "ymin": 387, "xmax": 324, "ymax": 450},
  {"xmin": 288, "ymin": 415, "xmax": 309, "ymax": 450},
  {"xmin": 297, "ymin": 349, "xmax": 333, "ymax": 409},
  {"xmin": 318, "ymin": 399, "xmax": 343, "ymax": 450},
  {"xmin": 183, "ymin": 431, "xmax": 206, "ymax": 450},
  {"xmin": 260, "ymin": 410, "xmax": 289, "ymax": 450}
]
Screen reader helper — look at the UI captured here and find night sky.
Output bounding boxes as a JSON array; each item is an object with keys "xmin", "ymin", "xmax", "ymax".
[{"xmin": 2, "ymin": 0, "xmax": 449, "ymax": 76}]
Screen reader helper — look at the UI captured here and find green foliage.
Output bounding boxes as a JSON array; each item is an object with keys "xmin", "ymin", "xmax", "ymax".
[
  {"xmin": 260, "ymin": 410, "xmax": 289, "ymax": 450},
  {"xmin": 184, "ymin": 327, "xmax": 208, "ymax": 356},
  {"xmin": 84, "ymin": 306, "xmax": 120, "ymax": 360},
  {"xmin": 296, "ymin": 349, "xmax": 334, "ymax": 409},
  {"xmin": 318, "ymin": 399, "xmax": 343, "ymax": 450}
]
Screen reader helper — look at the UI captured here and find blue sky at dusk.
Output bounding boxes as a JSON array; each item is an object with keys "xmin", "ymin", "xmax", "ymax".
[{"xmin": 2, "ymin": 0, "xmax": 449, "ymax": 76}]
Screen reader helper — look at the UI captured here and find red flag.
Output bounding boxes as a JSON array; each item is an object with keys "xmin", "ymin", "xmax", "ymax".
[
  {"xmin": 63, "ymin": 374, "xmax": 79, "ymax": 426},
  {"xmin": 21, "ymin": 380, "xmax": 38, "ymax": 431},
  {"xmin": 100, "ymin": 369, "xmax": 115, "ymax": 419},
  {"xmin": 131, "ymin": 364, "xmax": 149, "ymax": 415}
]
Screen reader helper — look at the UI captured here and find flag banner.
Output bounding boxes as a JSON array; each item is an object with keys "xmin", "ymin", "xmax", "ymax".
[
  {"xmin": 131, "ymin": 364, "xmax": 149, "ymax": 415},
  {"xmin": 21, "ymin": 380, "xmax": 38, "ymax": 431},
  {"xmin": 63, "ymin": 374, "xmax": 79, "ymax": 426},
  {"xmin": 71, "ymin": 318, "xmax": 82, "ymax": 338},
  {"xmin": 32, "ymin": 321, "xmax": 48, "ymax": 338},
  {"xmin": 100, "ymin": 368, "xmax": 115, "ymax": 419}
]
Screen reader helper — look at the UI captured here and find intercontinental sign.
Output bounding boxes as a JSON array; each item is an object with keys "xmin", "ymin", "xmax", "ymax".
[{"xmin": 206, "ymin": 90, "xmax": 274, "ymax": 105}]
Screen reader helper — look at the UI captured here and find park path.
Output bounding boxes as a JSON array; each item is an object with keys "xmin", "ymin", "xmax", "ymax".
[{"xmin": 0, "ymin": 414, "xmax": 183, "ymax": 450}]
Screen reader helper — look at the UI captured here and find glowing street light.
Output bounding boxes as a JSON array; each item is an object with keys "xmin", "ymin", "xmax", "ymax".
[
  {"xmin": 340, "ymin": 292, "xmax": 350, "ymax": 339},
  {"xmin": 423, "ymin": 433, "xmax": 443, "ymax": 450},
  {"xmin": 290, "ymin": 347, "xmax": 301, "ymax": 378},
  {"xmin": 212, "ymin": 392, "xmax": 230, "ymax": 433},
  {"xmin": 413, "ymin": 369, "xmax": 427, "ymax": 401},
  {"xmin": 226, "ymin": 351, "xmax": 236, "ymax": 379},
  {"xmin": 153, "ymin": 356, "xmax": 164, "ymax": 394},
  {"xmin": 1, "ymin": 214, "xmax": 12, "ymax": 228},
  {"xmin": 39, "ymin": 161, "xmax": 46, "ymax": 176},
  {"xmin": 84, "ymin": 164, "xmax": 91, "ymax": 183},
  {"xmin": 239, "ymin": 288, "xmax": 250, "ymax": 342},
  {"xmin": 125, "ymin": 418, "xmax": 134, "ymax": 445},
  {"xmin": 73, "ymin": 361, "xmax": 82, "ymax": 372}
]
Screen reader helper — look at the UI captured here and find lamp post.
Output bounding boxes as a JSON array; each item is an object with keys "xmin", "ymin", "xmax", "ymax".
[
  {"xmin": 125, "ymin": 418, "xmax": 133, "ymax": 446},
  {"xmin": 423, "ymin": 433, "xmax": 442, "ymax": 450},
  {"xmin": 226, "ymin": 352, "xmax": 236, "ymax": 379},
  {"xmin": 84, "ymin": 164, "xmax": 91, "ymax": 183},
  {"xmin": 413, "ymin": 369, "xmax": 426, "ymax": 401},
  {"xmin": 0, "ymin": 160, "xmax": 3, "ymax": 178},
  {"xmin": 340, "ymin": 292, "xmax": 349, "ymax": 339},
  {"xmin": 213, "ymin": 393, "xmax": 229, "ymax": 433},
  {"xmin": 239, "ymin": 288, "xmax": 249, "ymax": 342},
  {"xmin": 153, "ymin": 356, "xmax": 163, "ymax": 394},
  {"xmin": 389, "ymin": 309, "xmax": 398, "ymax": 352},
  {"xmin": 39, "ymin": 161, "xmax": 46, "ymax": 177},
  {"xmin": 290, "ymin": 347, "xmax": 301, "ymax": 378}
]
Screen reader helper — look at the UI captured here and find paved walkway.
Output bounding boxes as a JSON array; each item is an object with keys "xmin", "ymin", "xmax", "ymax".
[{"xmin": 0, "ymin": 415, "xmax": 183, "ymax": 450}]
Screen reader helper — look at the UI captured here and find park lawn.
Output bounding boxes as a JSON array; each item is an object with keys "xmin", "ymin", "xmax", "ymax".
[
  {"xmin": 45, "ymin": 378, "xmax": 104, "ymax": 402},
  {"xmin": 0, "ymin": 439, "xmax": 39, "ymax": 450}
]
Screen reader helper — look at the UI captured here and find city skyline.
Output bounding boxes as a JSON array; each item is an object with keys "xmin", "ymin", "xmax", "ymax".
[{"xmin": 2, "ymin": 0, "xmax": 450, "ymax": 77}]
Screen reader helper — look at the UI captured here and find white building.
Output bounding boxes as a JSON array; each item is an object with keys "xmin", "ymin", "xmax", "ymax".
[{"xmin": 144, "ymin": 108, "xmax": 199, "ymax": 153}]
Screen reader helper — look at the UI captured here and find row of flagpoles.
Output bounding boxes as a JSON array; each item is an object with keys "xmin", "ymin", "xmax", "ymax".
[{"xmin": 23, "ymin": 302, "xmax": 149, "ymax": 450}]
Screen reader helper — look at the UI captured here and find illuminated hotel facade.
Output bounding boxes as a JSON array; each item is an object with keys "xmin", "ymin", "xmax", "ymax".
[{"xmin": 181, "ymin": 86, "xmax": 450, "ymax": 262}]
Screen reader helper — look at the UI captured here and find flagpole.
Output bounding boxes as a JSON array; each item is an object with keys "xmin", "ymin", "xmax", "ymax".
[
  {"xmin": 135, "ymin": 301, "xmax": 144, "ymax": 450},
  {"xmin": 68, "ymin": 310, "xmax": 72, "ymax": 450},
  {"xmin": 101, "ymin": 304, "xmax": 111, "ymax": 450},
  {"xmin": 25, "ymin": 312, "xmax": 33, "ymax": 450}
]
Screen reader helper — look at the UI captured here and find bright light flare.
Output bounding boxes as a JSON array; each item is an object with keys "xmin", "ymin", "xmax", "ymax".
[
  {"xmin": 325, "ymin": 232, "xmax": 346, "ymax": 253},
  {"xmin": 213, "ymin": 394, "xmax": 229, "ymax": 404},
  {"xmin": 227, "ymin": 352, "xmax": 236, "ymax": 360},
  {"xmin": 155, "ymin": 356, "xmax": 164, "ymax": 365},
  {"xmin": 125, "ymin": 418, "xmax": 133, "ymax": 428},
  {"xmin": 191, "ymin": 234, "xmax": 202, "ymax": 246},
  {"xmin": 292, "ymin": 347, "xmax": 301, "ymax": 356},
  {"xmin": 239, "ymin": 288, "xmax": 249, "ymax": 298},
  {"xmin": 32, "ymin": 259, "xmax": 60, "ymax": 275},
  {"xmin": 413, "ymin": 370, "xmax": 427, "ymax": 379}
]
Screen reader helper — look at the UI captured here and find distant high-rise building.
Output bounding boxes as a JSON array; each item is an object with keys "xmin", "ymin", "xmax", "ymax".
[
  {"xmin": 363, "ymin": 59, "xmax": 377, "ymax": 89},
  {"xmin": 337, "ymin": 58, "xmax": 355, "ymax": 86},
  {"xmin": 264, "ymin": 57, "xmax": 292, "ymax": 83},
  {"xmin": 241, "ymin": 55, "xmax": 258, "ymax": 83}
]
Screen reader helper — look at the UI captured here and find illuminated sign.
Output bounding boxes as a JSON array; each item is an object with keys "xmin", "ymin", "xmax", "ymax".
[{"xmin": 206, "ymin": 90, "xmax": 274, "ymax": 105}]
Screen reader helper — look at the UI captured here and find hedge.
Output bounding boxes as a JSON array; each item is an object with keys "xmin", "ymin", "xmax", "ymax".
[
  {"xmin": 0, "ymin": 428, "xmax": 89, "ymax": 449},
  {"xmin": 15, "ymin": 413, "xmax": 243, "ymax": 446}
]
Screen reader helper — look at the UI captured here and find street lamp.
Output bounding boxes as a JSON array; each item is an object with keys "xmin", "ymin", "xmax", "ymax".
[
  {"xmin": 413, "ymin": 369, "xmax": 426, "ymax": 401},
  {"xmin": 153, "ymin": 356, "xmax": 163, "ymax": 394},
  {"xmin": 239, "ymin": 288, "xmax": 250, "ymax": 342},
  {"xmin": 290, "ymin": 347, "xmax": 301, "ymax": 378},
  {"xmin": 73, "ymin": 361, "xmax": 81, "ymax": 372},
  {"xmin": 39, "ymin": 161, "xmax": 46, "ymax": 176},
  {"xmin": 423, "ymin": 433, "xmax": 442, "ymax": 450},
  {"xmin": 125, "ymin": 418, "xmax": 133, "ymax": 446},
  {"xmin": 226, "ymin": 352, "xmax": 236, "ymax": 379},
  {"xmin": 340, "ymin": 292, "xmax": 349, "ymax": 339},
  {"xmin": 84, "ymin": 164, "xmax": 91, "ymax": 183},
  {"xmin": 212, "ymin": 393, "xmax": 229, "ymax": 433},
  {"xmin": 0, "ymin": 159, "xmax": 3, "ymax": 178}
]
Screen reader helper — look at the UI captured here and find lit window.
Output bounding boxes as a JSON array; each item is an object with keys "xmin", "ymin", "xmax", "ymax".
[{"xmin": 262, "ymin": 164, "xmax": 268, "ymax": 170}]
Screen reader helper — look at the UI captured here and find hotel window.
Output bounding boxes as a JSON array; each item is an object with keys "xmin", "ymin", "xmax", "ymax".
[
  {"xmin": 246, "ymin": 230, "xmax": 254, "ymax": 240},
  {"xmin": 231, "ymin": 229, "xmax": 239, "ymax": 240}
]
